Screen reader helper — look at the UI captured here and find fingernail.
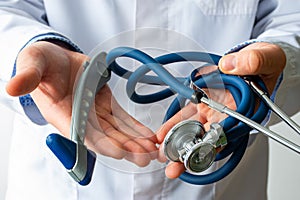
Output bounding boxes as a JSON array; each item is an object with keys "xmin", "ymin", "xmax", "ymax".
[{"xmin": 220, "ymin": 55, "xmax": 236, "ymax": 72}]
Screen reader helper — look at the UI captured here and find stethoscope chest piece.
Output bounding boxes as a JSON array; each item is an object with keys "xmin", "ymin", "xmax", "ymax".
[{"xmin": 163, "ymin": 120, "xmax": 227, "ymax": 174}]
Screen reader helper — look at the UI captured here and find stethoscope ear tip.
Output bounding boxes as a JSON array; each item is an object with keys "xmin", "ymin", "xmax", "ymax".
[{"xmin": 46, "ymin": 133, "xmax": 96, "ymax": 186}]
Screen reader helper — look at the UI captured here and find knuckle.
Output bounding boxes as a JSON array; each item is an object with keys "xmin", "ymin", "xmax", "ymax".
[
  {"xmin": 248, "ymin": 50, "xmax": 265, "ymax": 74},
  {"xmin": 21, "ymin": 44, "xmax": 45, "ymax": 60}
]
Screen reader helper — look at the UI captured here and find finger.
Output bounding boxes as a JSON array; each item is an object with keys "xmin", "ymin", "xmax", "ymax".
[
  {"xmin": 87, "ymin": 136, "xmax": 126, "ymax": 160},
  {"xmin": 219, "ymin": 42, "xmax": 286, "ymax": 76},
  {"xmin": 91, "ymin": 107, "xmax": 158, "ymax": 157},
  {"xmin": 96, "ymin": 117, "xmax": 156, "ymax": 165},
  {"xmin": 165, "ymin": 162, "xmax": 186, "ymax": 179},
  {"xmin": 86, "ymin": 120, "xmax": 155, "ymax": 167},
  {"xmin": 94, "ymin": 88, "xmax": 158, "ymax": 143},
  {"xmin": 156, "ymin": 103, "xmax": 198, "ymax": 143},
  {"xmin": 6, "ymin": 47, "xmax": 47, "ymax": 96},
  {"xmin": 189, "ymin": 113, "xmax": 211, "ymax": 131},
  {"xmin": 107, "ymin": 96, "xmax": 158, "ymax": 143},
  {"xmin": 122, "ymin": 141, "xmax": 153, "ymax": 167},
  {"xmin": 99, "ymin": 106, "xmax": 157, "ymax": 143},
  {"xmin": 84, "ymin": 123, "xmax": 126, "ymax": 160},
  {"xmin": 89, "ymin": 129, "xmax": 154, "ymax": 167},
  {"xmin": 116, "ymin": 115, "xmax": 158, "ymax": 143},
  {"xmin": 157, "ymin": 143, "xmax": 167, "ymax": 163},
  {"xmin": 131, "ymin": 138, "xmax": 158, "ymax": 160}
]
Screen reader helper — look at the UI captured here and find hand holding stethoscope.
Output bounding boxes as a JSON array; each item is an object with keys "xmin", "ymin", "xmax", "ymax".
[{"xmin": 156, "ymin": 42, "xmax": 287, "ymax": 179}]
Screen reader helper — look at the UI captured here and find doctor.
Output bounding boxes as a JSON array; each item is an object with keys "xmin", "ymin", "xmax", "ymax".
[{"xmin": 0, "ymin": 0, "xmax": 300, "ymax": 200}]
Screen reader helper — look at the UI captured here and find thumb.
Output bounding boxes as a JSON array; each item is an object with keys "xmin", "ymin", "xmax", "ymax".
[
  {"xmin": 219, "ymin": 42, "xmax": 286, "ymax": 77},
  {"xmin": 6, "ymin": 46, "xmax": 47, "ymax": 97}
]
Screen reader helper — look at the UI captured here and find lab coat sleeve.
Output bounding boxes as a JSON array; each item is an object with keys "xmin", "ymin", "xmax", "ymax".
[
  {"xmin": 0, "ymin": 0, "xmax": 82, "ymax": 125},
  {"xmin": 252, "ymin": 0, "xmax": 300, "ymax": 124}
]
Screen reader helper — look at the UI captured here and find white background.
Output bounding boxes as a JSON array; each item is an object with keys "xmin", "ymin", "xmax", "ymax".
[{"xmin": 0, "ymin": 104, "xmax": 299, "ymax": 200}]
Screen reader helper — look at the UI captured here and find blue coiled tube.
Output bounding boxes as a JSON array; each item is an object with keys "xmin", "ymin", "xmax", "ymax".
[{"xmin": 106, "ymin": 46, "xmax": 269, "ymax": 185}]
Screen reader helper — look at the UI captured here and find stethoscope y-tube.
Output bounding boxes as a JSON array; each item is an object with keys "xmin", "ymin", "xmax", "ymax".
[{"xmin": 46, "ymin": 46, "xmax": 300, "ymax": 186}]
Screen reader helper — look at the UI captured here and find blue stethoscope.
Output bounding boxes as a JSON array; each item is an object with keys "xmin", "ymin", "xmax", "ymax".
[{"xmin": 46, "ymin": 47, "xmax": 300, "ymax": 186}]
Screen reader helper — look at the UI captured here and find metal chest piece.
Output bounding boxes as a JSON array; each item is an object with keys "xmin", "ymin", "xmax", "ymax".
[{"xmin": 163, "ymin": 120, "xmax": 227, "ymax": 174}]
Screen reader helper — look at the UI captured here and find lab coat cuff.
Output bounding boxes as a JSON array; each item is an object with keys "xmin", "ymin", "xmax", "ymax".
[
  {"xmin": 224, "ymin": 39, "xmax": 262, "ymax": 55},
  {"xmin": 13, "ymin": 32, "xmax": 83, "ymax": 125}
]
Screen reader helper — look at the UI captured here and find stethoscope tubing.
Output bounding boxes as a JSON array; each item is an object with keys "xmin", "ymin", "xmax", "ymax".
[
  {"xmin": 105, "ymin": 46, "xmax": 271, "ymax": 184},
  {"xmin": 48, "ymin": 46, "xmax": 299, "ymax": 186}
]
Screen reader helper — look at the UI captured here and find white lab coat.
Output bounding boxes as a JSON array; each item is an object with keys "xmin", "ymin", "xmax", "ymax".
[{"xmin": 0, "ymin": 0, "xmax": 300, "ymax": 200}]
